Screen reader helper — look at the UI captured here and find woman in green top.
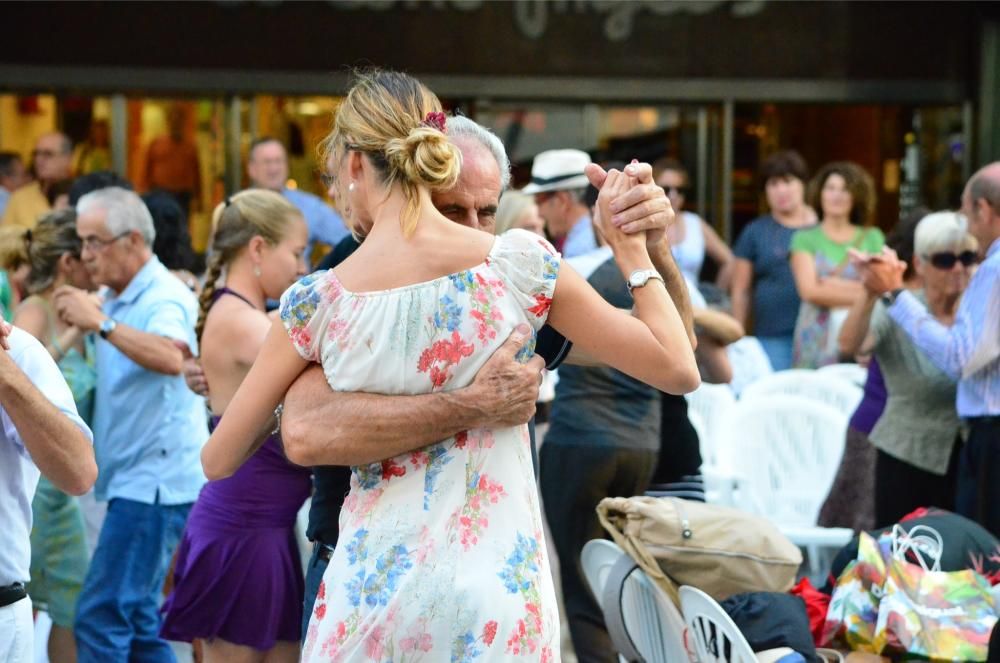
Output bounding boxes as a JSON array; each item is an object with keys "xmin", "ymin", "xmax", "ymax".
[
  {"xmin": 1, "ymin": 209, "xmax": 97, "ymax": 663},
  {"xmin": 790, "ymin": 161, "xmax": 884, "ymax": 368},
  {"xmin": 839, "ymin": 211, "xmax": 976, "ymax": 525}
]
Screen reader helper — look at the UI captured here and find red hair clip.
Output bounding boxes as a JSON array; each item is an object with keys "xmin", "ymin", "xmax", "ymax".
[{"xmin": 422, "ymin": 112, "xmax": 447, "ymax": 133}]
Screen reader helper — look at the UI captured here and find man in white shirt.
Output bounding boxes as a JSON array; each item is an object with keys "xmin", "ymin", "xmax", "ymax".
[{"xmin": 0, "ymin": 326, "xmax": 95, "ymax": 663}]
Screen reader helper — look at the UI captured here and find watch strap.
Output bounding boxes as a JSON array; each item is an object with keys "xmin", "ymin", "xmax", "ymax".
[
  {"xmin": 881, "ymin": 289, "xmax": 904, "ymax": 307},
  {"xmin": 99, "ymin": 318, "xmax": 117, "ymax": 339},
  {"xmin": 627, "ymin": 269, "xmax": 664, "ymax": 293}
]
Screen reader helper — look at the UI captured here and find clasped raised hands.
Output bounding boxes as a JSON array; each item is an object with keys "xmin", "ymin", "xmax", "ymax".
[
  {"xmin": 586, "ymin": 161, "xmax": 676, "ymax": 251},
  {"xmin": 849, "ymin": 247, "xmax": 907, "ymax": 295}
]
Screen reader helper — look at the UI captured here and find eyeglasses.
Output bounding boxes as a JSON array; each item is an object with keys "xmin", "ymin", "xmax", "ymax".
[
  {"xmin": 927, "ymin": 250, "xmax": 978, "ymax": 270},
  {"xmin": 80, "ymin": 231, "xmax": 131, "ymax": 252}
]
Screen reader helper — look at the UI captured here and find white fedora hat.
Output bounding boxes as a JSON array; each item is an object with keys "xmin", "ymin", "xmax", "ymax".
[{"xmin": 521, "ymin": 149, "xmax": 592, "ymax": 194}]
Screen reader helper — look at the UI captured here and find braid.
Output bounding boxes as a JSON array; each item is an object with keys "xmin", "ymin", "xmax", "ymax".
[{"xmin": 195, "ymin": 252, "xmax": 225, "ymax": 345}]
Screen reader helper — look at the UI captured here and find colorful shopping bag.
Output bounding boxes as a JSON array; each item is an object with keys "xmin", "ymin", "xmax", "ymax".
[
  {"xmin": 821, "ymin": 533, "xmax": 888, "ymax": 651},
  {"xmin": 872, "ymin": 554, "xmax": 997, "ymax": 661}
]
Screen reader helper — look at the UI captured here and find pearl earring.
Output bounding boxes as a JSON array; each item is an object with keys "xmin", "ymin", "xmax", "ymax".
[
  {"xmin": 349, "ymin": 182, "xmax": 355, "ymax": 192},
  {"xmin": 253, "ymin": 266, "xmax": 261, "ymax": 277}
]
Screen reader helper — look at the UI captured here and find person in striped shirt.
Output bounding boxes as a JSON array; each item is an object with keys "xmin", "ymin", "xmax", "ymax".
[{"xmin": 861, "ymin": 162, "xmax": 1000, "ymax": 535}]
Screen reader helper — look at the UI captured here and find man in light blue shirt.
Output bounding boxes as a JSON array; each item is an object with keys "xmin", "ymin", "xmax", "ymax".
[
  {"xmin": 862, "ymin": 162, "xmax": 1000, "ymax": 534},
  {"xmin": 0, "ymin": 326, "xmax": 94, "ymax": 662},
  {"xmin": 247, "ymin": 137, "xmax": 348, "ymax": 264},
  {"xmin": 523, "ymin": 148, "xmax": 599, "ymax": 258},
  {"xmin": 54, "ymin": 187, "xmax": 208, "ymax": 662}
]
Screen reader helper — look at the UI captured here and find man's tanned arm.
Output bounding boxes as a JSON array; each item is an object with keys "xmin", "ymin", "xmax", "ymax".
[
  {"xmin": 648, "ymin": 238, "xmax": 695, "ymax": 348},
  {"xmin": 282, "ymin": 326, "xmax": 543, "ymax": 467}
]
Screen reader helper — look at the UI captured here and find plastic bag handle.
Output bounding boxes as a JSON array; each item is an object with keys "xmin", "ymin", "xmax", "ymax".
[{"xmin": 890, "ymin": 524, "xmax": 943, "ymax": 572}]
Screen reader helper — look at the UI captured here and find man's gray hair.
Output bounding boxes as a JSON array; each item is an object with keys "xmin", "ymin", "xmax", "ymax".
[
  {"xmin": 448, "ymin": 116, "xmax": 512, "ymax": 191},
  {"xmin": 969, "ymin": 169, "xmax": 1000, "ymax": 213},
  {"xmin": 77, "ymin": 187, "xmax": 156, "ymax": 247}
]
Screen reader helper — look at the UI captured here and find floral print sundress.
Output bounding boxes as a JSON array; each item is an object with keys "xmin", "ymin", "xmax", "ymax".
[{"xmin": 280, "ymin": 229, "xmax": 561, "ymax": 662}]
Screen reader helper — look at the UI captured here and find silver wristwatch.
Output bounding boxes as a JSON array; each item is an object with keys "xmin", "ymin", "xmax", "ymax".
[
  {"xmin": 627, "ymin": 269, "xmax": 665, "ymax": 293},
  {"xmin": 98, "ymin": 318, "xmax": 118, "ymax": 339}
]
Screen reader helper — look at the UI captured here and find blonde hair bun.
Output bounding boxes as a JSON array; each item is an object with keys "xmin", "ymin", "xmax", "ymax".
[{"xmin": 385, "ymin": 125, "xmax": 461, "ymax": 192}]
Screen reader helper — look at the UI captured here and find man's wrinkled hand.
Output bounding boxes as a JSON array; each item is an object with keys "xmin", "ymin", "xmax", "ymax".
[
  {"xmin": 859, "ymin": 248, "xmax": 906, "ymax": 295},
  {"xmin": 174, "ymin": 340, "xmax": 209, "ymax": 397},
  {"xmin": 53, "ymin": 286, "xmax": 104, "ymax": 332},
  {"xmin": 469, "ymin": 324, "xmax": 544, "ymax": 429}
]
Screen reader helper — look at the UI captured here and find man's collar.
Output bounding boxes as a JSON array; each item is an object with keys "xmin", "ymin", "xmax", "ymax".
[
  {"xmin": 567, "ymin": 214, "xmax": 592, "ymax": 237},
  {"xmin": 109, "ymin": 255, "xmax": 164, "ymax": 305},
  {"xmin": 986, "ymin": 236, "xmax": 1000, "ymax": 259}
]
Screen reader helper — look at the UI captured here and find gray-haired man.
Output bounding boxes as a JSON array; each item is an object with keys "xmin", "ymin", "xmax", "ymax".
[
  {"xmin": 54, "ymin": 187, "xmax": 208, "ymax": 662},
  {"xmin": 280, "ymin": 116, "xmax": 693, "ymax": 637}
]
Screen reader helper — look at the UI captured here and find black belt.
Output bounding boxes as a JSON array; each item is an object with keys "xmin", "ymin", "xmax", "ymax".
[
  {"xmin": 968, "ymin": 416, "xmax": 1000, "ymax": 424},
  {"xmin": 0, "ymin": 582, "xmax": 26, "ymax": 608}
]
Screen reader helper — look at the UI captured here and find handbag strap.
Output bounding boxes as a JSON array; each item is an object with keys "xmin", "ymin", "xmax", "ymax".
[{"xmin": 601, "ymin": 554, "xmax": 646, "ymax": 663}]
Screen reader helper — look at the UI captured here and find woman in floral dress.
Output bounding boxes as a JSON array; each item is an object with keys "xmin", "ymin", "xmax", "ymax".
[{"xmin": 200, "ymin": 69, "xmax": 699, "ymax": 662}]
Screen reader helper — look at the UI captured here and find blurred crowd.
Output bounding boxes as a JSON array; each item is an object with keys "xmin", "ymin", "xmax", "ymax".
[{"xmin": 1, "ymin": 68, "xmax": 998, "ymax": 663}]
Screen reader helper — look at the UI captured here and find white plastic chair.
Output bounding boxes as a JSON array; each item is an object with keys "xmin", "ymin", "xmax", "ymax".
[
  {"xmin": 725, "ymin": 336, "xmax": 774, "ymax": 397},
  {"xmin": 740, "ymin": 369, "xmax": 863, "ymax": 417},
  {"xmin": 685, "ymin": 383, "xmax": 736, "ymax": 468},
  {"xmin": 581, "ymin": 540, "xmax": 689, "ymax": 663},
  {"xmin": 679, "ymin": 585, "xmax": 756, "ymax": 663},
  {"xmin": 816, "ymin": 362, "xmax": 868, "ymax": 388},
  {"xmin": 715, "ymin": 395, "xmax": 854, "ymax": 578}
]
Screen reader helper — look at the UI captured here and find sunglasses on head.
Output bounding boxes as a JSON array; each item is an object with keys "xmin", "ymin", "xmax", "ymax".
[{"xmin": 928, "ymin": 250, "xmax": 978, "ymax": 270}]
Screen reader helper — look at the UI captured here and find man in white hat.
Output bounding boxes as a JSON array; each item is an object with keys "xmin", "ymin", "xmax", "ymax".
[{"xmin": 523, "ymin": 148, "xmax": 599, "ymax": 258}]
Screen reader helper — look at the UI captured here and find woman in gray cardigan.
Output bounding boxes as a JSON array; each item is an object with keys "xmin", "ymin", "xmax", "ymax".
[{"xmin": 839, "ymin": 211, "xmax": 978, "ymax": 525}]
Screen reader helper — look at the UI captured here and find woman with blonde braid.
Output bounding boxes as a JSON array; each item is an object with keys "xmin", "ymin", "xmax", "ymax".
[
  {"xmin": 160, "ymin": 189, "xmax": 310, "ymax": 663},
  {"xmin": 0, "ymin": 209, "xmax": 96, "ymax": 663}
]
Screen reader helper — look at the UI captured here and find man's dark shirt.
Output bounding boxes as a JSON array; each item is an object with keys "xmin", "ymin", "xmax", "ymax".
[{"xmin": 306, "ymin": 235, "xmax": 570, "ymax": 545}]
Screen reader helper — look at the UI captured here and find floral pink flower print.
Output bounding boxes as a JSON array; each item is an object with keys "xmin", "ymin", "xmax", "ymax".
[
  {"xmin": 364, "ymin": 624, "xmax": 388, "ymax": 660},
  {"xmin": 417, "ymin": 330, "xmax": 475, "ymax": 389},
  {"xmin": 400, "ymin": 619, "xmax": 434, "ymax": 653},
  {"xmin": 482, "ymin": 620, "xmax": 498, "ymax": 646},
  {"xmin": 381, "ymin": 457, "xmax": 407, "ymax": 481},
  {"xmin": 527, "ymin": 293, "xmax": 552, "ymax": 318},
  {"xmin": 449, "ymin": 471, "xmax": 507, "ymax": 550}
]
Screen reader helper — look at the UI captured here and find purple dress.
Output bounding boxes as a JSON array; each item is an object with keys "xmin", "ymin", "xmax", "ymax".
[
  {"xmin": 817, "ymin": 359, "xmax": 887, "ymax": 531},
  {"xmin": 160, "ymin": 418, "xmax": 312, "ymax": 649}
]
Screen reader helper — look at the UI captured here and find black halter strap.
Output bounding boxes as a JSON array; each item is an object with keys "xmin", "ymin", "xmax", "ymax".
[{"xmin": 212, "ymin": 286, "xmax": 258, "ymax": 310}]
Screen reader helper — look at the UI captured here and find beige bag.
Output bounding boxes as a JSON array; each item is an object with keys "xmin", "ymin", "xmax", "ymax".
[{"xmin": 596, "ymin": 496, "xmax": 802, "ymax": 605}]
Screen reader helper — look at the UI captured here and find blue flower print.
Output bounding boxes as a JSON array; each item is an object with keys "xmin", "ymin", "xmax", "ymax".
[
  {"xmin": 448, "ymin": 271, "xmax": 476, "ymax": 293},
  {"xmin": 280, "ymin": 272, "xmax": 324, "ymax": 327},
  {"xmin": 541, "ymin": 253, "xmax": 559, "ymax": 281},
  {"xmin": 498, "ymin": 533, "xmax": 540, "ymax": 596},
  {"xmin": 433, "ymin": 294, "xmax": 464, "ymax": 332},
  {"xmin": 354, "ymin": 462, "xmax": 383, "ymax": 490},
  {"xmin": 423, "ymin": 444, "xmax": 453, "ymax": 510},
  {"xmin": 514, "ymin": 329, "xmax": 538, "ymax": 364},
  {"xmin": 451, "ymin": 630, "xmax": 483, "ymax": 662},
  {"xmin": 345, "ymin": 529, "xmax": 370, "ymax": 565}
]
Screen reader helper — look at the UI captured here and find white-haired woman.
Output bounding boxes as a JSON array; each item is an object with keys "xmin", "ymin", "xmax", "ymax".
[
  {"xmin": 839, "ymin": 211, "xmax": 978, "ymax": 524},
  {"xmin": 495, "ymin": 190, "xmax": 545, "ymax": 236}
]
